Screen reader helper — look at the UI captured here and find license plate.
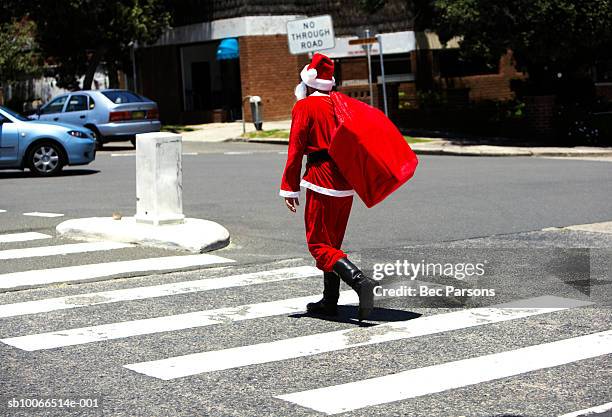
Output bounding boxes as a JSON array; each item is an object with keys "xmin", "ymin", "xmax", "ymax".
[{"xmin": 132, "ymin": 111, "xmax": 145, "ymax": 119}]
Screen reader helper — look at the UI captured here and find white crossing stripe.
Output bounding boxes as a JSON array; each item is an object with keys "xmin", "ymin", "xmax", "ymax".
[
  {"xmin": 0, "ymin": 209, "xmax": 6, "ymax": 213},
  {"xmin": 0, "ymin": 232, "xmax": 52, "ymax": 243},
  {"xmin": 0, "ymin": 266, "xmax": 317, "ymax": 318},
  {"xmin": 277, "ymin": 330, "xmax": 612, "ymax": 415},
  {"xmin": 0, "ymin": 253, "xmax": 233, "ymax": 291},
  {"xmin": 122, "ymin": 296, "xmax": 591, "ymax": 380},
  {"xmin": 558, "ymin": 402, "xmax": 612, "ymax": 417},
  {"xmin": 22, "ymin": 212, "xmax": 64, "ymax": 217},
  {"xmin": 1, "ymin": 291, "xmax": 358, "ymax": 351},
  {"xmin": 0, "ymin": 241, "xmax": 131, "ymax": 261}
]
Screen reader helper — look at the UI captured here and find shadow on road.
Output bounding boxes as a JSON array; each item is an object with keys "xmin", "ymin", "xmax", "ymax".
[
  {"xmin": 0, "ymin": 169, "xmax": 100, "ymax": 179},
  {"xmin": 290, "ymin": 306, "xmax": 421, "ymax": 326},
  {"xmin": 98, "ymin": 145, "xmax": 134, "ymax": 152}
]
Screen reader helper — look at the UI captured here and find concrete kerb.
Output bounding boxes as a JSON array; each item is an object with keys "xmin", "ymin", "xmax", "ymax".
[
  {"xmin": 56, "ymin": 217, "xmax": 230, "ymax": 253},
  {"xmin": 230, "ymin": 136, "xmax": 612, "ymax": 157},
  {"xmin": 228, "ymin": 137, "xmax": 290, "ymax": 145}
]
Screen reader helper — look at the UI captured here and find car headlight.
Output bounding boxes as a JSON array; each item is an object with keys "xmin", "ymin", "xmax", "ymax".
[{"xmin": 67, "ymin": 130, "xmax": 89, "ymax": 138}]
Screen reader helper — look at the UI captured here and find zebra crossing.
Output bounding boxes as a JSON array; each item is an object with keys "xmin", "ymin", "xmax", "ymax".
[
  {"xmin": 0, "ymin": 230, "xmax": 610, "ymax": 416},
  {"xmin": 0, "ymin": 232, "xmax": 51, "ymax": 243}
]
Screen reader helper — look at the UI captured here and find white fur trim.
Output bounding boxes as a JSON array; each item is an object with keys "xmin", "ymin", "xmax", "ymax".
[
  {"xmin": 300, "ymin": 64, "xmax": 335, "ymax": 92},
  {"xmin": 310, "ymin": 91, "xmax": 329, "ymax": 97},
  {"xmin": 280, "ymin": 189, "xmax": 300, "ymax": 198},
  {"xmin": 304, "ymin": 68, "xmax": 317, "ymax": 80},
  {"xmin": 294, "ymin": 82, "xmax": 307, "ymax": 100},
  {"xmin": 300, "ymin": 180, "xmax": 355, "ymax": 197}
]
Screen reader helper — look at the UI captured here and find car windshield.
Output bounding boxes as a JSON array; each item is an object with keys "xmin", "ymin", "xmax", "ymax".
[
  {"xmin": 0, "ymin": 106, "xmax": 29, "ymax": 121},
  {"xmin": 102, "ymin": 90, "xmax": 145, "ymax": 104}
]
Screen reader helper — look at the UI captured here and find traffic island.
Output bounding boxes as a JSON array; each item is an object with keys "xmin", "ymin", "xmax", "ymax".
[
  {"xmin": 56, "ymin": 217, "xmax": 230, "ymax": 252},
  {"xmin": 57, "ymin": 132, "xmax": 230, "ymax": 253}
]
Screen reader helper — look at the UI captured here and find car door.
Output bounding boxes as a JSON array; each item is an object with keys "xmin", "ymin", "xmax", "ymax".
[
  {"xmin": 62, "ymin": 94, "xmax": 90, "ymax": 126},
  {"xmin": 38, "ymin": 95, "xmax": 68, "ymax": 122},
  {"xmin": 0, "ymin": 114, "xmax": 20, "ymax": 166}
]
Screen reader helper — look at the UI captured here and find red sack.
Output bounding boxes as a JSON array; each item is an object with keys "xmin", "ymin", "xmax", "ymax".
[{"xmin": 329, "ymin": 92, "xmax": 418, "ymax": 208}]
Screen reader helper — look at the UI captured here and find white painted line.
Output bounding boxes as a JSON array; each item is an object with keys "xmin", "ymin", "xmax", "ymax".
[
  {"xmin": 224, "ymin": 151, "xmax": 253, "ymax": 155},
  {"xmin": 23, "ymin": 212, "xmax": 64, "ymax": 218},
  {"xmin": 0, "ymin": 209, "xmax": 6, "ymax": 213},
  {"xmin": 558, "ymin": 402, "xmax": 612, "ymax": 417},
  {"xmin": 0, "ymin": 232, "xmax": 52, "ymax": 243},
  {"xmin": 0, "ymin": 253, "xmax": 233, "ymax": 291},
  {"xmin": 182, "ymin": 152, "xmax": 198, "ymax": 156},
  {"xmin": 123, "ymin": 296, "xmax": 591, "ymax": 380},
  {"xmin": 110, "ymin": 153, "xmax": 135, "ymax": 157},
  {"xmin": 277, "ymin": 330, "xmax": 612, "ymax": 415},
  {"xmin": 1, "ymin": 291, "xmax": 358, "ymax": 351},
  {"xmin": 0, "ymin": 241, "xmax": 131, "ymax": 261},
  {"xmin": 0, "ymin": 266, "xmax": 316, "ymax": 318}
]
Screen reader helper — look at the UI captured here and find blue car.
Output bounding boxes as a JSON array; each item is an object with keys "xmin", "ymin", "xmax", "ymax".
[
  {"xmin": 30, "ymin": 89, "xmax": 161, "ymax": 147},
  {"xmin": 0, "ymin": 106, "xmax": 96, "ymax": 176}
]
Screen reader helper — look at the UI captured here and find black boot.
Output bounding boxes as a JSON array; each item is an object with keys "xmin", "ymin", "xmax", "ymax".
[
  {"xmin": 333, "ymin": 258, "xmax": 378, "ymax": 321},
  {"xmin": 307, "ymin": 272, "xmax": 340, "ymax": 316}
]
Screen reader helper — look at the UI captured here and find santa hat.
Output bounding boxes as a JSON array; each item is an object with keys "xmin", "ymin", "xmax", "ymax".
[{"xmin": 300, "ymin": 53, "xmax": 335, "ymax": 91}]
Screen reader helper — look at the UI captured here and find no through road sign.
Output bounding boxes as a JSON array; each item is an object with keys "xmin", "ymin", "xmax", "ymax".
[{"xmin": 286, "ymin": 15, "xmax": 335, "ymax": 55}]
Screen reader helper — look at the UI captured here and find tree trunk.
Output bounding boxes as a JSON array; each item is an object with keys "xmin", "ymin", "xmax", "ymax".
[
  {"xmin": 107, "ymin": 61, "xmax": 119, "ymax": 88},
  {"xmin": 82, "ymin": 46, "xmax": 106, "ymax": 90}
]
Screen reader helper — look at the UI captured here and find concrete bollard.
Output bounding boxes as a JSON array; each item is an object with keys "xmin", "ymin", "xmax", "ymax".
[{"xmin": 134, "ymin": 132, "xmax": 185, "ymax": 225}]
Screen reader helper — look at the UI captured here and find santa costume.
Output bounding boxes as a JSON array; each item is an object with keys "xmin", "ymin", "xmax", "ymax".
[
  {"xmin": 281, "ymin": 53, "xmax": 418, "ymax": 320},
  {"xmin": 280, "ymin": 53, "xmax": 379, "ymax": 320}
]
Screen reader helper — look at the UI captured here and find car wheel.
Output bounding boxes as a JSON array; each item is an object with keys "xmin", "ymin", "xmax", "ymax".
[
  {"xmin": 27, "ymin": 142, "xmax": 65, "ymax": 176},
  {"xmin": 130, "ymin": 138, "xmax": 136, "ymax": 148}
]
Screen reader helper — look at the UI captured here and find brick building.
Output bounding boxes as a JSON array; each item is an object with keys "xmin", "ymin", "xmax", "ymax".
[{"xmin": 135, "ymin": 0, "xmax": 522, "ymax": 124}]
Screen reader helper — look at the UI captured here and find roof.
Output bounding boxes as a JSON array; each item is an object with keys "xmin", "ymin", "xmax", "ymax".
[{"xmin": 168, "ymin": 0, "xmax": 413, "ymax": 36}]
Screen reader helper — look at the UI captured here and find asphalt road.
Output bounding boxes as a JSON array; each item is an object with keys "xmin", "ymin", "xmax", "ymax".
[{"xmin": 0, "ymin": 141, "xmax": 610, "ymax": 417}]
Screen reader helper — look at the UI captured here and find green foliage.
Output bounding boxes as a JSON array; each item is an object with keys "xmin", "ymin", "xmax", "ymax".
[
  {"xmin": 398, "ymin": 99, "xmax": 529, "ymax": 138},
  {"xmin": 0, "ymin": 19, "xmax": 41, "ymax": 83},
  {"xmin": 432, "ymin": 0, "xmax": 612, "ymax": 93},
  {"xmin": 15, "ymin": 0, "xmax": 171, "ymax": 89}
]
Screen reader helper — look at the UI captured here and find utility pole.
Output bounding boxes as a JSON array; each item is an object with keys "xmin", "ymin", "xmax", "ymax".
[{"xmin": 130, "ymin": 41, "xmax": 138, "ymax": 93}]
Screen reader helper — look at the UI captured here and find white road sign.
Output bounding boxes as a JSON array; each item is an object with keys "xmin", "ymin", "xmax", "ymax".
[{"xmin": 286, "ymin": 15, "xmax": 335, "ymax": 55}]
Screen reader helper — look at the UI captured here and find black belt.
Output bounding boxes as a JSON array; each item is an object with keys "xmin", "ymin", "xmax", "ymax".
[{"xmin": 307, "ymin": 150, "xmax": 331, "ymax": 164}]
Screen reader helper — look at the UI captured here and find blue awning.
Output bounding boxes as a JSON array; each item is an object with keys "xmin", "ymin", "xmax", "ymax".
[{"xmin": 216, "ymin": 38, "xmax": 239, "ymax": 60}]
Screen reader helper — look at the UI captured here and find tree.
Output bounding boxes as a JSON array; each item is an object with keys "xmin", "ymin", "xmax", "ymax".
[
  {"xmin": 0, "ymin": 18, "xmax": 41, "ymax": 83},
  {"xmin": 21, "ymin": 0, "xmax": 171, "ymax": 90},
  {"xmin": 432, "ymin": 0, "xmax": 612, "ymax": 95}
]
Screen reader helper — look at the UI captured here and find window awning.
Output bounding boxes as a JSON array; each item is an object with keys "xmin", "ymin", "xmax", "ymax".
[{"xmin": 216, "ymin": 38, "xmax": 239, "ymax": 60}]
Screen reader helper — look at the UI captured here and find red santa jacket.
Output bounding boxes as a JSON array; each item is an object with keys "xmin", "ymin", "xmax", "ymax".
[{"xmin": 279, "ymin": 92, "xmax": 354, "ymax": 198}]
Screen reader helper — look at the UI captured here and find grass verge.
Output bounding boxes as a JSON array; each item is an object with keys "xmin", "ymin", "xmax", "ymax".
[
  {"xmin": 243, "ymin": 129, "xmax": 290, "ymax": 139},
  {"xmin": 161, "ymin": 125, "xmax": 196, "ymax": 133}
]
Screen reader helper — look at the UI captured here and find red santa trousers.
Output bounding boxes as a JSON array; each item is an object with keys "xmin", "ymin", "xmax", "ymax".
[{"xmin": 304, "ymin": 189, "xmax": 353, "ymax": 272}]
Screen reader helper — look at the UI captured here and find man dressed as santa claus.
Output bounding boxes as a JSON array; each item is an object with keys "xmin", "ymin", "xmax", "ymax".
[{"xmin": 280, "ymin": 53, "xmax": 378, "ymax": 321}]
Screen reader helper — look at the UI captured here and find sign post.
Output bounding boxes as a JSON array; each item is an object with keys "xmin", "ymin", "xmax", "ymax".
[
  {"xmin": 364, "ymin": 29, "xmax": 374, "ymax": 106},
  {"xmin": 286, "ymin": 15, "xmax": 335, "ymax": 55},
  {"xmin": 348, "ymin": 34, "xmax": 388, "ymax": 114},
  {"xmin": 375, "ymin": 34, "xmax": 388, "ymax": 116}
]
